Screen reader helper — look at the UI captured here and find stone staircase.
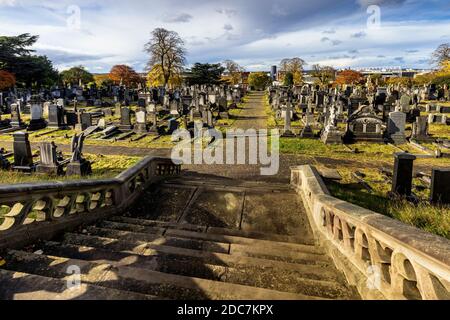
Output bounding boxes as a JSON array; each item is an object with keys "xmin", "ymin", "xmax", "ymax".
[{"xmin": 0, "ymin": 178, "xmax": 360, "ymax": 300}]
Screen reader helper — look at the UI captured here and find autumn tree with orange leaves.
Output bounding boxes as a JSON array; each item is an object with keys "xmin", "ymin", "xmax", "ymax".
[
  {"xmin": 0, "ymin": 70, "xmax": 16, "ymax": 90},
  {"xmin": 335, "ymin": 69, "xmax": 364, "ymax": 86},
  {"xmin": 109, "ymin": 65, "xmax": 141, "ymax": 87}
]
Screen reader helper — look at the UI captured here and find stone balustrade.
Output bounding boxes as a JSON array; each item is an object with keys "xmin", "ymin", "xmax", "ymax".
[
  {"xmin": 0, "ymin": 157, "xmax": 181, "ymax": 250},
  {"xmin": 291, "ymin": 165, "xmax": 450, "ymax": 300}
]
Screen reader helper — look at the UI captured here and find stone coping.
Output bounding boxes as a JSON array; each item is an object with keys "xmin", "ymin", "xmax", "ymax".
[{"xmin": 291, "ymin": 165, "xmax": 450, "ymax": 300}]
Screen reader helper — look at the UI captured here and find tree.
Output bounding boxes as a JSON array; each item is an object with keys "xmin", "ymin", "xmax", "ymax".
[
  {"xmin": 109, "ymin": 65, "xmax": 141, "ymax": 87},
  {"xmin": 60, "ymin": 66, "xmax": 94, "ymax": 86},
  {"xmin": 311, "ymin": 64, "xmax": 336, "ymax": 87},
  {"xmin": 280, "ymin": 57, "xmax": 306, "ymax": 85},
  {"xmin": 0, "ymin": 33, "xmax": 59, "ymax": 88},
  {"xmin": 147, "ymin": 64, "xmax": 182, "ymax": 87},
  {"xmin": 283, "ymin": 72, "xmax": 294, "ymax": 86},
  {"xmin": 248, "ymin": 72, "xmax": 271, "ymax": 90},
  {"xmin": 185, "ymin": 63, "xmax": 225, "ymax": 86},
  {"xmin": 335, "ymin": 69, "xmax": 364, "ymax": 85},
  {"xmin": 431, "ymin": 43, "xmax": 450, "ymax": 67},
  {"xmin": 144, "ymin": 28, "xmax": 186, "ymax": 87},
  {"xmin": 223, "ymin": 60, "xmax": 244, "ymax": 85},
  {"xmin": 0, "ymin": 70, "xmax": 16, "ymax": 90}
]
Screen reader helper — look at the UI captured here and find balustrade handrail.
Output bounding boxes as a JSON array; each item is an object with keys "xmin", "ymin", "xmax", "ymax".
[
  {"xmin": 291, "ymin": 165, "xmax": 450, "ymax": 300},
  {"xmin": 0, "ymin": 156, "xmax": 181, "ymax": 249}
]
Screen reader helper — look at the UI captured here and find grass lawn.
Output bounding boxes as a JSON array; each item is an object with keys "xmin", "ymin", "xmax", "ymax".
[
  {"xmin": 0, "ymin": 153, "xmax": 142, "ymax": 185},
  {"xmin": 325, "ymin": 166, "xmax": 450, "ymax": 239}
]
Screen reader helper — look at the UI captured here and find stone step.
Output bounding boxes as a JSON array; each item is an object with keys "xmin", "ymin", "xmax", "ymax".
[
  {"xmin": 52, "ymin": 235, "xmax": 356, "ymax": 299},
  {"xmin": 85, "ymin": 225, "xmax": 231, "ymax": 254},
  {"xmin": 0, "ymin": 269, "xmax": 155, "ymax": 300},
  {"xmin": 78, "ymin": 224, "xmax": 328, "ymax": 265},
  {"xmin": 107, "ymin": 217, "xmax": 321, "ymax": 252},
  {"xmin": 3, "ymin": 250, "xmax": 319, "ymax": 300},
  {"xmin": 41, "ymin": 239, "xmax": 338, "ymax": 283}
]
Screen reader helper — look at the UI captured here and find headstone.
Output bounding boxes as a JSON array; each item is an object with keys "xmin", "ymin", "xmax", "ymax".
[
  {"xmin": 282, "ymin": 105, "xmax": 295, "ymax": 137},
  {"xmin": 48, "ymin": 104, "xmax": 66, "ymax": 129},
  {"xmin": 388, "ymin": 111, "xmax": 407, "ymax": 144},
  {"xmin": 149, "ymin": 112, "xmax": 158, "ymax": 135},
  {"xmin": 66, "ymin": 133, "xmax": 92, "ymax": 176},
  {"xmin": 411, "ymin": 116, "xmax": 432, "ymax": 142},
  {"xmin": 391, "ymin": 153, "xmax": 416, "ymax": 197},
  {"xmin": 167, "ymin": 118, "xmax": 179, "ymax": 134},
  {"xmin": 430, "ymin": 169, "xmax": 450, "ymax": 204},
  {"xmin": 36, "ymin": 142, "xmax": 62, "ymax": 175},
  {"xmin": 135, "ymin": 110, "xmax": 148, "ymax": 134},
  {"xmin": 12, "ymin": 132, "xmax": 34, "ymax": 172},
  {"xmin": 81, "ymin": 113, "xmax": 93, "ymax": 131},
  {"xmin": 119, "ymin": 107, "xmax": 133, "ymax": 131},
  {"xmin": 28, "ymin": 103, "xmax": 47, "ymax": 131}
]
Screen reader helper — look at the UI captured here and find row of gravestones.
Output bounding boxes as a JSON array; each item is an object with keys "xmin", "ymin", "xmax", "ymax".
[
  {"xmin": 268, "ymin": 84, "xmax": 442, "ymax": 145},
  {"xmin": 0, "ymin": 132, "xmax": 91, "ymax": 176}
]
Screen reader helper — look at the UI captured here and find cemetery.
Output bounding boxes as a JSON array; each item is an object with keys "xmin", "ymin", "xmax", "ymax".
[{"xmin": 0, "ymin": 4, "xmax": 450, "ymax": 302}]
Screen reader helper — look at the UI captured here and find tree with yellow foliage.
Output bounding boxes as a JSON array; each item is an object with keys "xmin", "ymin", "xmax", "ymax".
[{"xmin": 147, "ymin": 64, "xmax": 182, "ymax": 88}]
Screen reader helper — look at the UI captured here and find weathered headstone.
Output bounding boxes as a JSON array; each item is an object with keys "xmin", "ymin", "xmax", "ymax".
[
  {"xmin": 67, "ymin": 133, "xmax": 92, "ymax": 176},
  {"xmin": 27, "ymin": 103, "xmax": 47, "ymax": 131},
  {"xmin": 388, "ymin": 111, "xmax": 407, "ymax": 144},
  {"xmin": 391, "ymin": 153, "xmax": 416, "ymax": 197},
  {"xmin": 430, "ymin": 169, "xmax": 450, "ymax": 204},
  {"xmin": 48, "ymin": 104, "xmax": 66, "ymax": 129},
  {"xmin": 36, "ymin": 142, "xmax": 62, "ymax": 175},
  {"xmin": 411, "ymin": 116, "xmax": 432, "ymax": 142},
  {"xmin": 12, "ymin": 132, "xmax": 34, "ymax": 172},
  {"xmin": 135, "ymin": 110, "xmax": 148, "ymax": 134}
]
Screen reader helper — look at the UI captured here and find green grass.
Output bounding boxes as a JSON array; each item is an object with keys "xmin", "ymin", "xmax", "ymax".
[
  {"xmin": 0, "ymin": 154, "xmax": 142, "ymax": 185},
  {"xmin": 326, "ymin": 167, "xmax": 450, "ymax": 239}
]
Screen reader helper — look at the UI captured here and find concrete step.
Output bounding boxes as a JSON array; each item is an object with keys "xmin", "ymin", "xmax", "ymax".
[
  {"xmin": 0, "ymin": 269, "xmax": 155, "ymax": 300},
  {"xmin": 85, "ymin": 226, "xmax": 231, "ymax": 254},
  {"xmin": 72, "ymin": 226, "xmax": 328, "ymax": 266},
  {"xmin": 2, "ymin": 250, "xmax": 319, "ymax": 300},
  {"xmin": 51, "ymin": 234, "xmax": 356, "ymax": 299},
  {"xmin": 41, "ymin": 239, "xmax": 339, "ymax": 282},
  {"xmin": 109, "ymin": 216, "xmax": 314, "ymax": 245}
]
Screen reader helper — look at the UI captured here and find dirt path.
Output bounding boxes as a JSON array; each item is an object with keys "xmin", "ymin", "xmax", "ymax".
[{"xmin": 232, "ymin": 91, "xmax": 268, "ymax": 130}]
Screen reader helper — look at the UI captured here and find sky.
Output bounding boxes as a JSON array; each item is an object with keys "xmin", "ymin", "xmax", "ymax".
[{"xmin": 0, "ymin": 0, "xmax": 449, "ymax": 72}]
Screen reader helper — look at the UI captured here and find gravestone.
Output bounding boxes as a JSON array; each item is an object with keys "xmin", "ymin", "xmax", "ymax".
[
  {"xmin": 12, "ymin": 132, "xmax": 34, "ymax": 172},
  {"xmin": 119, "ymin": 107, "xmax": 133, "ymax": 131},
  {"xmin": 388, "ymin": 111, "xmax": 407, "ymax": 144},
  {"xmin": 430, "ymin": 169, "xmax": 450, "ymax": 204},
  {"xmin": 36, "ymin": 142, "xmax": 62, "ymax": 175},
  {"xmin": 300, "ymin": 112, "xmax": 314, "ymax": 138},
  {"xmin": 282, "ymin": 105, "xmax": 295, "ymax": 137},
  {"xmin": 10, "ymin": 103, "xmax": 25, "ymax": 129},
  {"xmin": 43, "ymin": 102, "xmax": 51, "ymax": 118},
  {"xmin": 167, "ymin": 118, "xmax": 179, "ymax": 134},
  {"xmin": 135, "ymin": 110, "xmax": 148, "ymax": 134},
  {"xmin": 149, "ymin": 112, "xmax": 159, "ymax": 135},
  {"xmin": 411, "ymin": 116, "xmax": 432, "ymax": 142},
  {"xmin": 28, "ymin": 103, "xmax": 47, "ymax": 131},
  {"xmin": 399, "ymin": 94, "xmax": 411, "ymax": 113},
  {"xmin": 48, "ymin": 104, "xmax": 66, "ymax": 129},
  {"xmin": 391, "ymin": 153, "xmax": 416, "ymax": 197},
  {"xmin": 81, "ymin": 113, "xmax": 93, "ymax": 131},
  {"xmin": 67, "ymin": 133, "xmax": 92, "ymax": 177},
  {"xmin": 103, "ymin": 108, "xmax": 113, "ymax": 117}
]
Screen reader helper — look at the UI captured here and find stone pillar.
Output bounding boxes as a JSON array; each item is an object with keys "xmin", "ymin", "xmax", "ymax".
[{"xmin": 391, "ymin": 153, "xmax": 416, "ymax": 197}]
